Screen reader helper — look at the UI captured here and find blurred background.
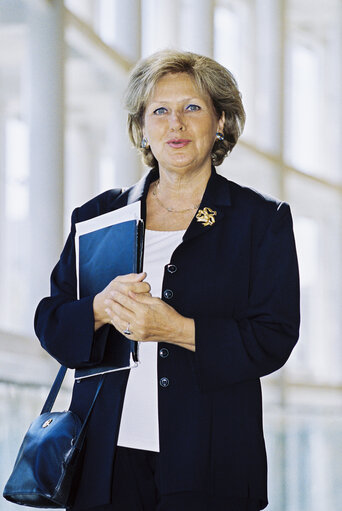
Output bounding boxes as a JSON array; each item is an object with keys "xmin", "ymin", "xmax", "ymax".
[{"xmin": 0, "ymin": 0, "xmax": 342, "ymax": 509}]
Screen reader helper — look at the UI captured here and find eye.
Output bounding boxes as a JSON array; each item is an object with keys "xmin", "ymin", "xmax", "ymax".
[
  {"xmin": 153, "ymin": 107, "xmax": 167, "ymax": 115},
  {"xmin": 186, "ymin": 104, "xmax": 200, "ymax": 112}
]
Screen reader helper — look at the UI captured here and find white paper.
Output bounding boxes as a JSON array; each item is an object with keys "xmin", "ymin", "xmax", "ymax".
[{"xmin": 75, "ymin": 201, "xmax": 141, "ymax": 237}]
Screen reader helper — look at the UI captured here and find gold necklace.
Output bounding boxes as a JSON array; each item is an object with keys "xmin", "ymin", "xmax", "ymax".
[{"xmin": 152, "ymin": 180, "xmax": 200, "ymax": 213}]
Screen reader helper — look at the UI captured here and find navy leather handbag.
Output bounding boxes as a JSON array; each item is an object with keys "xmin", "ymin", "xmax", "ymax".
[{"xmin": 3, "ymin": 366, "xmax": 104, "ymax": 508}]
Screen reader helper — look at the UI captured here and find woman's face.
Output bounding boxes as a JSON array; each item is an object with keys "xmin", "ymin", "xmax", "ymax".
[{"xmin": 143, "ymin": 72, "xmax": 224, "ymax": 176}]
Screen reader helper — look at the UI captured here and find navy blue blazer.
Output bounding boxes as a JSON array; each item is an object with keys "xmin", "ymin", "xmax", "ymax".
[{"xmin": 34, "ymin": 167, "xmax": 300, "ymax": 510}]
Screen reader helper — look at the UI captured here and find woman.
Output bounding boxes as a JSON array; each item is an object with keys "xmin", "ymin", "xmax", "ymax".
[{"xmin": 35, "ymin": 50, "xmax": 300, "ymax": 511}]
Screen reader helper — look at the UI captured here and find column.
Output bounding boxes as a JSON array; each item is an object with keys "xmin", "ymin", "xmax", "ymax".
[
  {"xmin": 255, "ymin": 0, "xmax": 284, "ymax": 155},
  {"xmin": 336, "ymin": 4, "xmax": 342, "ymax": 380},
  {"xmin": 0, "ymin": 102, "xmax": 6, "ymax": 327},
  {"xmin": 180, "ymin": 0, "xmax": 214, "ymax": 56},
  {"xmin": 64, "ymin": 122, "xmax": 96, "ymax": 232},
  {"xmin": 255, "ymin": 0, "xmax": 286, "ymax": 199},
  {"xmin": 27, "ymin": 0, "xmax": 64, "ymax": 326},
  {"xmin": 142, "ymin": 0, "xmax": 179, "ymax": 56},
  {"xmin": 155, "ymin": 0, "xmax": 179, "ymax": 49},
  {"xmin": 325, "ymin": 2, "xmax": 342, "ymax": 180},
  {"xmin": 114, "ymin": 0, "xmax": 141, "ymax": 62},
  {"xmin": 112, "ymin": 0, "xmax": 142, "ymax": 186},
  {"xmin": 110, "ymin": 93, "xmax": 142, "ymax": 188}
]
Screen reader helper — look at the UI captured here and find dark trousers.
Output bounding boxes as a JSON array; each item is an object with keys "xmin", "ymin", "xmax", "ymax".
[{"xmin": 79, "ymin": 446, "xmax": 261, "ymax": 511}]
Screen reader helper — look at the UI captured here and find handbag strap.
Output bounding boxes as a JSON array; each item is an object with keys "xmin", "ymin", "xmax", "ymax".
[
  {"xmin": 40, "ymin": 364, "xmax": 105, "ymax": 453},
  {"xmin": 41, "ymin": 365, "xmax": 68, "ymax": 414},
  {"xmin": 40, "ymin": 366, "xmax": 104, "ymax": 425}
]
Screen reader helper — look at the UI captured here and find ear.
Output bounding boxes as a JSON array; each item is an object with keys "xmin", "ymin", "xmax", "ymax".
[{"xmin": 217, "ymin": 111, "xmax": 225, "ymax": 133}]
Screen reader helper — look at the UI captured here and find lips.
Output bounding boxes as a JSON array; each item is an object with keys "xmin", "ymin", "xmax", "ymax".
[{"xmin": 167, "ymin": 139, "xmax": 191, "ymax": 148}]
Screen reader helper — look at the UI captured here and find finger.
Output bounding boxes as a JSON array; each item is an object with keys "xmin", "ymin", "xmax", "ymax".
[
  {"xmin": 119, "ymin": 319, "xmax": 137, "ymax": 339},
  {"xmin": 108, "ymin": 291, "xmax": 143, "ymax": 314},
  {"xmin": 128, "ymin": 291, "xmax": 159, "ymax": 304},
  {"xmin": 106, "ymin": 304, "xmax": 141, "ymax": 341},
  {"xmin": 107, "ymin": 313, "xmax": 133, "ymax": 339},
  {"xmin": 121, "ymin": 281, "xmax": 151, "ymax": 294},
  {"xmin": 132, "ymin": 281, "xmax": 151, "ymax": 294},
  {"xmin": 115, "ymin": 272, "xmax": 147, "ymax": 283},
  {"xmin": 111, "ymin": 280, "xmax": 151, "ymax": 296},
  {"xmin": 104, "ymin": 298, "xmax": 134, "ymax": 323}
]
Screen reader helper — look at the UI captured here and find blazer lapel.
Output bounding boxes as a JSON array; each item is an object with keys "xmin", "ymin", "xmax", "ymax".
[{"xmin": 109, "ymin": 168, "xmax": 159, "ymax": 223}]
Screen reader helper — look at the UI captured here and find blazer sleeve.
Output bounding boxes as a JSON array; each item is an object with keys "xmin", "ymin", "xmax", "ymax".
[
  {"xmin": 34, "ymin": 207, "xmax": 113, "ymax": 368},
  {"xmin": 193, "ymin": 202, "xmax": 300, "ymax": 392}
]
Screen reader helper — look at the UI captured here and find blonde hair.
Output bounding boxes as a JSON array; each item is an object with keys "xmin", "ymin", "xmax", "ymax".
[{"xmin": 125, "ymin": 49, "xmax": 246, "ymax": 167}]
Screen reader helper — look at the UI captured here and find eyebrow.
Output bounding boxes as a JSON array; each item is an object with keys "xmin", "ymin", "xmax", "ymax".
[{"xmin": 147, "ymin": 97, "xmax": 204, "ymax": 106}]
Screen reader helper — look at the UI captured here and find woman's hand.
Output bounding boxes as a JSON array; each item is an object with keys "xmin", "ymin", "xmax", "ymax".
[
  {"xmin": 93, "ymin": 273, "xmax": 151, "ymax": 332},
  {"xmin": 95, "ymin": 273, "xmax": 195, "ymax": 352}
]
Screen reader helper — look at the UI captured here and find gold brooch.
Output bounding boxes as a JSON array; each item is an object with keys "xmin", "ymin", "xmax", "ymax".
[{"xmin": 196, "ymin": 207, "xmax": 217, "ymax": 227}]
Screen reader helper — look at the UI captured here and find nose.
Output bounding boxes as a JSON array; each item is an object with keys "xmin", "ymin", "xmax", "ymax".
[{"xmin": 169, "ymin": 110, "xmax": 185, "ymax": 131}]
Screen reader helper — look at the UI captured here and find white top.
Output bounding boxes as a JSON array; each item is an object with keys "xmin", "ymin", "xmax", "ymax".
[{"xmin": 117, "ymin": 228, "xmax": 185, "ymax": 452}]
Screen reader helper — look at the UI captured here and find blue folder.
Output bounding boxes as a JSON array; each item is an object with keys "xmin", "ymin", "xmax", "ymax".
[{"xmin": 75, "ymin": 219, "xmax": 144, "ymax": 379}]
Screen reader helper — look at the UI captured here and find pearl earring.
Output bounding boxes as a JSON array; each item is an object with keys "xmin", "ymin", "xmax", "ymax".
[
  {"xmin": 141, "ymin": 137, "xmax": 149, "ymax": 149},
  {"xmin": 216, "ymin": 132, "xmax": 224, "ymax": 141}
]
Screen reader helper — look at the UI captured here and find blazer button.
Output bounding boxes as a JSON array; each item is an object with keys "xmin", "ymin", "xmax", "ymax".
[
  {"xmin": 167, "ymin": 264, "xmax": 177, "ymax": 274},
  {"xmin": 159, "ymin": 348, "xmax": 169, "ymax": 358},
  {"xmin": 160, "ymin": 377, "xmax": 170, "ymax": 388},
  {"xmin": 163, "ymin": 289, "xmax": 173, "ymax": 299}
]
